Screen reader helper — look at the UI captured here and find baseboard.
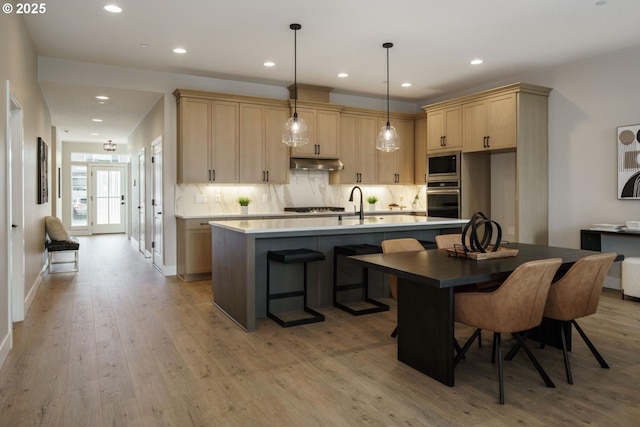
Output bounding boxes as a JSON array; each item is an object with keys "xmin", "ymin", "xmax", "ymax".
[
  {"xmin": 0, "ymin": 329, "xmax": 11, "ymax": 371},
  {"xmin": 24, "ymin": 264, "xmax": 46, "ymax": 313}
]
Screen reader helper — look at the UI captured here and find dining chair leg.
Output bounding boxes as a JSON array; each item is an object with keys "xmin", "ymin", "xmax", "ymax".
[
  {"xmin": 491, "ymin": 332, "xmax": 499, "ymax": 363},
  {"xmin": 504, "ymin": 329, "xmax": 533, "ymax": 361},
  {"xmin": 560, "ymin": 322, "xmax": 573, "ymax": 384},
  {"xmin": 391, "ymin": 326, "xmax": 398, "ymax": 338},
  {"xmin": 496, "ymin": 332, "xmax": 505, "ymax": 405},
  {"xmin": 572, "ymin": 320, "xmax": 609, "ymax": 369},
  {"xmin": 513, "ymin": 332, "xmax": 556, "ymax": 388},
  {"xmin": 454, "ymin": 328, "xmax": 481, "ymax": 367}
]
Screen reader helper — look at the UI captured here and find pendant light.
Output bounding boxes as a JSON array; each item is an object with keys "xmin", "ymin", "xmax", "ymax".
[
  {"xmin": 376, "ymin": 42, "xmax": 400, "ymax": 152},
  {"xmin": 282, "ymin": 23, "xmax": 310, "ymax": 147}
]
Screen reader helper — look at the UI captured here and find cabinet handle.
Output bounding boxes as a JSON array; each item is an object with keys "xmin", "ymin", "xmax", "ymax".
[
  {"xmin": 212, "ymin": 169, "xmax": 215, "ymax": 181},
  {"xmin": 424, "ymin": 173, "xmax": 427, "ymax": 183},
  {"xmin": 486, "ymin": 136, "xmax": 490, "ymax": 148},
  {"xmin": 443, "ymin": 136, "xmax": 446, "ymax": 146},
  {"xmin": 266, "ymin": 170, "xmax": 269, "ymax": 182},
  {"xmin": 200, "ymin": 222, "xmax": 208, "ymax": 226},
  {"xmin": 483, "ymin": 136, "xmax": 488, "ymax": 148},
  {"xmin": 208, "ymin": 169, "xmax": 211, "ymax": 182}
]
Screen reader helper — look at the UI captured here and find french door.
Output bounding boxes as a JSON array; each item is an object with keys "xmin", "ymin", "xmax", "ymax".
[{"xmin": 90, "ymin": 164, "xmax": 127, "ymax": 234}]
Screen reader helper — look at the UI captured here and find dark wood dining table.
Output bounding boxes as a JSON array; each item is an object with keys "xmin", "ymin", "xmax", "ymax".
[{"xmin": 347, "ymin": 242, "xmax": 612, "ymax": 387}]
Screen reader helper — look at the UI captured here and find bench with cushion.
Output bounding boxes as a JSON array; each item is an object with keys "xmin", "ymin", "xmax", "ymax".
[{"xmin": 44, "ymin": 216, "xmax": 80, "ymax": 273}]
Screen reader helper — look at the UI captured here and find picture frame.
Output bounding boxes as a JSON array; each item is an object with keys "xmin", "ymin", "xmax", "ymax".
[
  {"xmin": 38, "ymin": 137, "xmax": 48, "ymax": 204},
  {"xmin": 617, "ymin": 124, "xmax": 640, "ymax": 199}
]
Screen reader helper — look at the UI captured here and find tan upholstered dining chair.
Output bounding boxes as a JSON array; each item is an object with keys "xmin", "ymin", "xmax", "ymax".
[
  {"xmin": 381, "ymin": 238, "xmax": 425, "ymax": 337},
  {"xmin": 540, "ymin": 252, "xmax": 616, "ymax": 384},
  {"xmin": 454, "ymin": 257, "xmax": 562, "ymax": 404}
]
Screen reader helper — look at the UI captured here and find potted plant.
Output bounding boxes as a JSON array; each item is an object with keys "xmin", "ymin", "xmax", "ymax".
[
  {"xmin": 367, "ymin": 195, "xmax": 378, "ymax": 211},
  {"xmin": 237, "ymin": 197, "xmax": 251, "ymax": 214}
]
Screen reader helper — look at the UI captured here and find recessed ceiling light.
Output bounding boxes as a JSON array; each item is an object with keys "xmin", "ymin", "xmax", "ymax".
[
  {"xmin": 595, "ymin": 0, "xmax": 607, "ymax": 5},
  {"xmin": 263, "ymin": 61, "xmax": 276, "ymax": 67},
  {"xmin": 337, "ymin": 72, "xmax": 349, "ymax": 78},
  {"xmin": 173, "ymin": 47, "xmax": 187, "ymax": 54},
  {"xmin": 104, "ymin": 4, "xmax": 122, "ymax": 13},
  {"xmin": 96, "ymin": 95, "xmax": 109, "ymax": 100},
  {"xmin": 470, "ymin": 59, "xmax": 484, "ymax": 65},
  {"xmin": 401, "ymin": 82, "xmax": 412, "ymax": 87},
  {"xmin": 92, "ymin": 118, "xmax": 103, "ymax": 122},
  {"xmin": 140, "ymin": 43, "xmax": 149, "ymax": 48},
  {"xmin": 91, "ymin": 133, "xmax": 99, "ymax": 136}
]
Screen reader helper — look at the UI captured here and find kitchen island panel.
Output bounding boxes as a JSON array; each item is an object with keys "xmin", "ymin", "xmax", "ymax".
[{"xmin": 211, "ymin": 216, "xmax": 466, "ymax": 330}]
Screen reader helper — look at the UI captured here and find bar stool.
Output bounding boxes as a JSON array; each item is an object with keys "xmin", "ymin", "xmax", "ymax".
[
  {"xmin": 333, "ymin": 244, "xmax": 389, "ymax": 315},
  {"xmin": 266, "ymin": 248, "xmax": 326, "ymax": 327}
]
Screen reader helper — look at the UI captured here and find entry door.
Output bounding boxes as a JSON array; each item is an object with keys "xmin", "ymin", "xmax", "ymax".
[
  {"xmin": 152, "ymin": 138, "xmax": 163, "ymax": 271},
  {"xmin": 9, "ymin": 89, "xmax": 25, "ymax": 322},
  {"xmin": 138, "ymin": 149, "xmax": 146, "ymax": 255},
  {"xmin": 91, "ymin": 164, "xmax": 127, "ymax": 234}
]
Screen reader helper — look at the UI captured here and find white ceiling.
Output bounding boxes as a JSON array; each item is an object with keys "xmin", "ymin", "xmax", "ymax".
[{"xmin": 24, "ymin": 0, "xmax": 640, "ymax": 144}]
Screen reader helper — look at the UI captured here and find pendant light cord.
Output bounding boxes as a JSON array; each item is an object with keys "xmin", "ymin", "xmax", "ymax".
[
  {"xmin": 386, "ymin": 45, "xmax": 390, "ymax": 126},
  {"xmin": 294, "ymin": 25, "xmax": 298, "ymax": 118}
]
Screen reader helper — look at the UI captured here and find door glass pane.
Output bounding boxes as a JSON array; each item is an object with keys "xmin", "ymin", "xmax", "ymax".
[
  {"xmin": 71, "ymin": 165, "xmax": 87, "ymax": 226},
  {"xmin": 95, "ymin": 170, "xmax": 121, "ymax": 225}
]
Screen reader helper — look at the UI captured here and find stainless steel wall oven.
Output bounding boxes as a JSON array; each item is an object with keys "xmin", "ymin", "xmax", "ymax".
[{"xmin": 426, "ymin": 181, "xmax": 460, "ymax": 219}]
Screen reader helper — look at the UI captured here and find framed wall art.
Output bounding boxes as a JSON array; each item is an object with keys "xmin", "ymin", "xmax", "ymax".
[
  {"xmin": 38, "ymin": 137, "xmax": 48, "ymax": 204},
  {"xmin": 617, "ymin": 124, "xmax": 640, "ymax": 199}
]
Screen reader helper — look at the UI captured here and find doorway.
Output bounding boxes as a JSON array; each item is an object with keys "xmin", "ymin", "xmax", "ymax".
[
  {"xmin": 90, "ymin": 164, "xmax": 127, "ymax": 234},
  {"xmin": 8, "ymin": 88, "xmax": 25, "ymax": 323},
  {"xmin": 137, "ymin": 149, "xmax": 148, "ymax": 257},
  {"xmin": 152, "ymin": 137, "xmax": 163, "ymax": 272}
]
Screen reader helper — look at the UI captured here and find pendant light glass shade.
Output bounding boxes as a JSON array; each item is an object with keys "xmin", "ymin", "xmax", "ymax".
[
  {"xmin": 376, "ymin": 42, "xmax": 400, "ymax": 152},
  {"xmin": 282, "ymin": 23, "xmax": 310, "ymax": 147}
]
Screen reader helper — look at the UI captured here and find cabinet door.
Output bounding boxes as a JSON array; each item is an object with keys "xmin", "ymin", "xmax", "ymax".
[
  {"xmin": 486, "ymin": 93, "xmax": 516, "ymax": 150},
  {"xmin": 289, "ymin": 108, "xmax": 316, "ymax": 157},
  {"xmin": 395, "ymin": 118, "xmax": 415, "ymax": 184},
  {"xmin": 239, "ymin": 103, "xmax": 266, "ymax": 183},
  {"xmin": 357, "ymin": 116, "xmax": 378, "ymax": 184},
  {"xmin": 443, "ymin": 107, "xmax": 462, "ymax": 149},
  {"xmin": 187, "ymin": 228, "xmax": 212, "ymax": 274},
  {"xmin": 178, "ymin": 97, "xmax": 211, "ymax": 183},
  {"xmin": 414, "ymin": 117, "xmax": 427, "ymax": 184},
  {"xmin": 427, "ymin": 109, "xmax": 445, "ymax": 151},
  {"xmin": 462, "ymin": 100, "xmax": 488, "ymax": 153},
  {"xmin": 211, "ymin": 101, "xmax": 239, "ymax": 182},
  {"xmin": 265, "ymin": 105, "xmax": 290, "ymax": 184},
  {"xmin": 329, "ymin": 114, "xmax": 357, "ymax": 184},
  {"xmin": 316, "ymin": 110, "xmax": 339, "ymax": 157}
]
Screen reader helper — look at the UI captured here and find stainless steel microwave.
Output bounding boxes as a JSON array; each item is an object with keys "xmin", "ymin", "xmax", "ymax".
[{"xmin": 427, "ymin": 151, "xmax": 460, "ymax": 181}]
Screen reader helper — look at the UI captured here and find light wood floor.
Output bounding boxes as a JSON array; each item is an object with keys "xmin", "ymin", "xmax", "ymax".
[{"xmin": 1, "ymin": 235, "xmax": 639, "ymax": 427}]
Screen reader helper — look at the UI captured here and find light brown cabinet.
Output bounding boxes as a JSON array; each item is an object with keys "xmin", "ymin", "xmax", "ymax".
[
  {"xmin": 462, "ymin": 93, "xmax": 516, "ymax": 153},
  {"xmin": 175, "ymin": 93, "xmax": 239, "ymax": 183},
  {"xmin": 376, "ymin": 117, "xmax": 415, "ymax": 184},
  {"xmin": 426, "ymin": 106, "xmax": 462, "ymax": 153},
  {"xmin": 414, "ymin": 116, "xmax": 427, "ymax": 184},
  {"xmin": 177, "ymin": 218, "xmax": 212, "ymax": 281},
  {"xmin": 239, "ymin": 103, "xmax": 290, "ymax": 184},
  {"xmin": 290, "ymin": 105, "xmax": 341, "ymax": 158},
  {"xmin": 330, "ymin": 113, "xmax": 378, "ymax": 185}
]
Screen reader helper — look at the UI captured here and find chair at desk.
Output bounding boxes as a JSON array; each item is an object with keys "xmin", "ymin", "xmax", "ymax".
[
  {"xmin": 539, "ymin": 252, "xmax": 616, "ymax": 384},
  {"xmin": 381, "ymin": 238, "xmax": 425, "ymax": 338},
  {"xmin": 454, "ymin": 257, "xmax": 562, "ymax": 404}
]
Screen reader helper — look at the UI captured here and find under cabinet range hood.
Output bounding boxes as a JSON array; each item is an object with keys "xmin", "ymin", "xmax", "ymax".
[{"xmin": 290, "ymin": 157, "xmax": 344, "ymax": 171}]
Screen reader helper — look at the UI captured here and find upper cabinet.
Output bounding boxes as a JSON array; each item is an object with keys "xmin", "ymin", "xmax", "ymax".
[
  {"xmin": 175, "ymin": 94, "xmax": 239, "ymax": 183},
  {"xmin": 414, "ymin": 116, "xmax": 427, "ymax": 184},
  {"xmin": 175, "ymin": 89, "xmax": 289, "ymax": 184},
  {"xmin": 330, "ymin": 113, "xmax": 379, "ymax": 185},
  {"xmin": 239, "ymin": 103, "xmax": 290, "ymax": 184},
  {"xmin": 426, "ymin": 106, "xmax": 462, "ymax": 153},
  {"xmin": 289, "ymin": 103, "xmax": 341, "ymax": 158},
  {"xmin": 462, "ymin": 93, "xmax": 516, "ymax": 153},
  {"xmin": 376, "ymin": 117, "xmax": 415, "ymax": 184}
]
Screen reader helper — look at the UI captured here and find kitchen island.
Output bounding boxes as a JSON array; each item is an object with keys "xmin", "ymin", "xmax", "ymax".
[{"xmin": 210, "ymin": 215, "xmax": 467, "ymax": 331}]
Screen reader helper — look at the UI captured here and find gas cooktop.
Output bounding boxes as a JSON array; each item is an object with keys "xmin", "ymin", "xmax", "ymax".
[{"xmin": 284, "ymin": 207, "xmax": 346, "ymax": 213}]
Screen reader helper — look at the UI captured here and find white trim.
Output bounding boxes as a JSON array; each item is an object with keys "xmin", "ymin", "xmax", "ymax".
[
  {"xmin": 24, "ymin": 266, "xmax": 46, "ymax": 312},
  {"xmin": 0, "ymin": 330, "xmax": 11, "ymax": 370},
  {"xmin": 163, "ymin": 264, "xmax": 177, "ymax": 277}
]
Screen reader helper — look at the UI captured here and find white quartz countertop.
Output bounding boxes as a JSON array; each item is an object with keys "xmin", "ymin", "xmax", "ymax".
[
  {"xmin": 177, "ymin": 209, "xmax": 423, "ymax": 220},
  {"xmin": 210, "ymin": 215, "xmax": 467, "ymax": 234}
]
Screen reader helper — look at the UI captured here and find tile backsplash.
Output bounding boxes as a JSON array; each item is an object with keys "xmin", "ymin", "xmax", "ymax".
[{"xmin": 175, "ymin": 170, "xmax": 426, "ymax": 216}]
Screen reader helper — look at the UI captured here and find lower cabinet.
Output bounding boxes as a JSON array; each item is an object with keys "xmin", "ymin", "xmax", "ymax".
[{"xmin": 177, "ymin": 218, "xmax": 212, "ymax": 281}]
